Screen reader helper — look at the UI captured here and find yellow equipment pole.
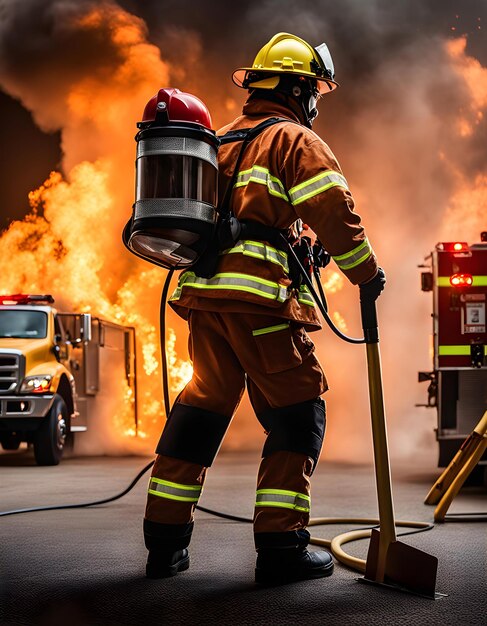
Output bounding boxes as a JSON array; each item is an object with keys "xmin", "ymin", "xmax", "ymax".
[
  {"xmin": 365, "ymin": 342, "xmax": 397, "ymax": 581},
  {"xmin": 434, "ymin": 436, "xmax": 487, "ymax": 521},
  {"xmin": 425, "ymin": 410, "xmax": 487, "ymax": 508},
  {"xmin": 324, "ymin": 296, "xmax": 440, "ymax": 597}
]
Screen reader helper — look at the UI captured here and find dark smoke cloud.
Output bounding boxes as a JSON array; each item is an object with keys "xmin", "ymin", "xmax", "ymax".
[{"xmin": 119, "ymin": 0, "xmax": 486, "ymax": 181}]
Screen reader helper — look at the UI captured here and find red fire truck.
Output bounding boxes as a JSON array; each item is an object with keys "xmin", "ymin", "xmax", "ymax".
[{"xmin": 419, "ymin": 232, "xmax": 487, "ymax": 478}]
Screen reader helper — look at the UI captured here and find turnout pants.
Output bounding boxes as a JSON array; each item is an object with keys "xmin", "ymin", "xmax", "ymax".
[{"xmin": 144, "ymin": 309, "xmax": 327, "ymax": 553}]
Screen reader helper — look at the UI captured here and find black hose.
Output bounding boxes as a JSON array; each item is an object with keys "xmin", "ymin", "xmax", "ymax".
[
  {"xmin": 0, "ymin": 460, "xmax": 155, "ymax": 517},
  {"xmin": 443, "ymin": 513, "xmax": 487, "ymax": 522},
  {"xmin": 160, "ymin": 268, "xmax": 175, "ymax": 414}
]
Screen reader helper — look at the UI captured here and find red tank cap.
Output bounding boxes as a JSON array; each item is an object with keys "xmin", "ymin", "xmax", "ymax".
[{"xmin": 141, "ymin": 88, "xmax": 213, "ymax": 130}]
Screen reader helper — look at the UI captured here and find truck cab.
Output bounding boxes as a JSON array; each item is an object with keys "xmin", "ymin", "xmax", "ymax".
[{"xmin": 0, "ymin": 294, "xmax": 137, "ymax": 465}]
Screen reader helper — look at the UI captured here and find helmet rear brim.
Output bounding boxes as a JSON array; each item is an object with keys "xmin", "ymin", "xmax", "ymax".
[{"xmin": 232, "ymin": 68, "xmax": 339, "ymax": 94}]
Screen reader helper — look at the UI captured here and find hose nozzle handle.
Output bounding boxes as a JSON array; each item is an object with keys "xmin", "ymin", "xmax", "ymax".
[{"xmin": 360, "ymin": 298, "xmax": 379, "ymax": 344}]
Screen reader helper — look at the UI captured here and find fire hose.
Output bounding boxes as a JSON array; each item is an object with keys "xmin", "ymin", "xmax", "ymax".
[{"xmin": 0, "ymin": 255, "xmax": 438, "ymax": 578}]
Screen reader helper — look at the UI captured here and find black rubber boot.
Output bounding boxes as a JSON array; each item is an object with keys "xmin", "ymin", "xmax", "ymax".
[
  {"xmin": 255, "ymin": 547, "xmax": 334, "ymax": 585},
  {"xmin": 144, "ymin": 519, "xmax": 193, "ymax": 579},
  {"xmin": 146, "ymin": 548, "xmax": 190, "ymax": 579},
  {"xmin": 254, "ymin": 529, "xmax": 334, "ymax": 585}
]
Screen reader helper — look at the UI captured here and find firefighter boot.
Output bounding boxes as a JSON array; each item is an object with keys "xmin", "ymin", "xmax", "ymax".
[
  {"xmin": 144, "ymin": 519, "xmax": 193, "ymax": 579},
  {"xmin": 255, "ymin": 530, "xmax": 334, "ymax": 585},
  {"xmin": 146, "ymin": 548, "xmax": 190, "ymax": 579}
]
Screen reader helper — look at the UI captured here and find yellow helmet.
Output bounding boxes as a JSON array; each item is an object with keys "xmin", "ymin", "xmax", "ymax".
[{"xmin": 232, "ymin": 32, "xmax": 338, "ymax": 94}]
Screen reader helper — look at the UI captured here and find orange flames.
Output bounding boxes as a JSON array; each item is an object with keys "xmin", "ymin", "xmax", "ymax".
[{"xmin": 0, "ymin": 4, "xmax": 192, "ymax": 452}]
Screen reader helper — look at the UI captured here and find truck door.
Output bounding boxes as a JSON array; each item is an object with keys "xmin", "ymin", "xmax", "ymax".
[{"xmin": 53, "ymin": 314, "xmax": 71, "ymax": 367}]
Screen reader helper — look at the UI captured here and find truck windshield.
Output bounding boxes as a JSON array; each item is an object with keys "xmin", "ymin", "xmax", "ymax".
[{"xmin": 0, "ymin": 310, "xmax": 48, "ymax": 339}]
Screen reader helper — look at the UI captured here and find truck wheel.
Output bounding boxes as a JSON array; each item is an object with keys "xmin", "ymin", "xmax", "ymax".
[
  {"xmin": 34, "ymin": 394, "xmax": 69, "ymax": 466},
  {"xmin": 1, "ymin": 434, "xmax": 21, "ymax": 451}
]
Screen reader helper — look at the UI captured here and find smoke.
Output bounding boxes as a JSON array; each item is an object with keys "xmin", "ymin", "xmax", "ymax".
[{"xmin": 0, "ymin": 0, "xmax": 485, "ymax": 460}]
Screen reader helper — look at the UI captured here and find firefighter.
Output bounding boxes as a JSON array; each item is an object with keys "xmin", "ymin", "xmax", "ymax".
[{"xmin": 143, "ymin": 32, "xmax": 385, "ymax": 584}]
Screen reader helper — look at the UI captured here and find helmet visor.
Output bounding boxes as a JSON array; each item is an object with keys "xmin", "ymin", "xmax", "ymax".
[{"xmin": 314, "ymin": 42, "xmax": 335, "ymax": 80}]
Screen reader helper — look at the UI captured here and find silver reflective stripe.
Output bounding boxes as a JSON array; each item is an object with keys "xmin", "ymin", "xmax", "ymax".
[
  {"xmin": 332, "ymin": 238, "xmax": 373, "ymax": 271},
  {"xmin": 137, "ymin": 136, "xmax": 218, "ymax": 167},
  {"xmin": 148, "ymin": 478, "xmax": 202, "ymax": 503},
  {"xmin": 222, "ymin": 240, "xmax": 290, "ymax": 273},
  {"xmin": 234, "ymin": 166, "xmax": 288, "ymax": 201},
  {"xmin": 297, "ymin": 286, "xmax": 315, "ymax": 307},
  {"xmin": 288, "ymin": 170, "xmax": 349, "ymax": 206},
  {"xmin": 134, "ymin": 198, "xmax": 217, "ymax": 224},
  {"xmin": 169, "ymin": 271, "xmax": 290, "ymax": 303},
  {"xmin": 255, "ymin": 489, "xmax": 310, "ymax": 512}
]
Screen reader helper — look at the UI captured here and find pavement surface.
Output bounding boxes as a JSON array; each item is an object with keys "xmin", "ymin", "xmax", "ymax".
[{"xmin": 0, "ymin": 448, "xmax": 485, "ymax": 626}]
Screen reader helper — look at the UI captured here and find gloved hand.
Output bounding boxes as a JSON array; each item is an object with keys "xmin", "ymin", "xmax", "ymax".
[{"xmin": 359, "ymin": 267, "xmax": 386, "ymax": 302}]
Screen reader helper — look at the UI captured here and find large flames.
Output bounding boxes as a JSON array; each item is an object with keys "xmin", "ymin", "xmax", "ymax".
[{"xmin": 0, "ymin": 4, "xmax": 192, "ymax": 451}]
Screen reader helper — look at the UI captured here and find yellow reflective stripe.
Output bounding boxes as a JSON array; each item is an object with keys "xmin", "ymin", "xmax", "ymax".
[
  {"xmin": 234, "ymin": 165, "xmax": 288, "ymax": 201},
  {"xmin": 222, "ymin": 240, "xmax": 290, "ymax": 273},
  {"xmin": 254, "ymin": 501, "xmax": 310, "ymax": 512},
  {"xmin": 288, "ymin": 170, "xmax": 349, "ymax": 206},
  {"xmin": 148, "ymin": 477, "xmax": 202, "ymax": 502},
  {"xmin": 255, "ymin": 488, "xmax": 310, "ymax": 512},
  {"xmin": 439, "ymin": 345, "xmax": 487, "ymax": 356},
  {"xmin": 148, "ymin": 490, "xmax": 199, "ymax": 503},
  {"xmin": 438, "ymin": 276, "xmax": 487, "ymax": 287},
  {"xmin": 252, "ymin": 322, "xmax": 290, "ymax": 336},
  {"xmin": 170, "ymin": 271, "xmax": 289, "ymax": 303},
  {"xmin": 297, "ymin": 285, "xmax": 315, "ymax": 306},
  {"xmin": 437, "ymin": 277, "xmax": 449, "ymax": 287},
  {"xmin": 332, "ymin": 238, "xmax": 372, "ymax": 270}
]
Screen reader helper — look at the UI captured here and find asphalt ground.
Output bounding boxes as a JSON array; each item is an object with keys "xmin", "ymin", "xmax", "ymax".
[{"xmin": 0, "ymin": 449, "xmax": 485, "ymax": 626}]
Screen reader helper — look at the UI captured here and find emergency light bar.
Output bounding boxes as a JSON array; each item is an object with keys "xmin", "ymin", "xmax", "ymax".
[
  {"xmin": 436, "ymin": 242, "xmax": 469, "ymax": 252},
  {"xmin": 0, "ymin": 294, "xmax": 55, "ymax": 305},
  {"xmin": 450, "ymin": 273, "xmax": 473, "ymax": 287}
]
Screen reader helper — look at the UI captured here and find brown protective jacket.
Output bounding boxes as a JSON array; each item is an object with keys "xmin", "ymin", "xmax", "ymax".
[{"xmin": 170, "ymin": 96, "xmax": 378, "ymax": 330}]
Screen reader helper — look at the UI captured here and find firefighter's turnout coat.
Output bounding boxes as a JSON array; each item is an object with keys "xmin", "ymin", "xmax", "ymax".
[{"xmin": 170, "ymin": 97, "xmax": 378, "ymax": 326}]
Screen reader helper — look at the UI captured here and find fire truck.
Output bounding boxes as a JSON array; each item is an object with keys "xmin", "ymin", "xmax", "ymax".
[
  {"xmin": 0, "ymin": 294, "xmax": 137, "ymax": 465},
  {"xmin": 419, "ymin": 232, "xmax": 487, "ymax": 478}
]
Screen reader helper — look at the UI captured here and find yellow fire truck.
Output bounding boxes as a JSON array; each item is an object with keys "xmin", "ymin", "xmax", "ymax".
[{"xmin": 0, "ymin": 294, "xmax": 137, "ymax": 465}]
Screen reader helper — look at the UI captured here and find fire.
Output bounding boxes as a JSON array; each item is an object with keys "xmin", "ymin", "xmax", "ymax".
[
  {"xmin": 332, "ymin": 311, "xmax": 348, "ymax": 333},
  {"xmin": 0, "ymin": 162, "xmax": 192, "ymax": 446},
  {"xmin": 320, "ymin": 269, "xmax": 344, "ymax": 294},
  {"xmin": 167, "ymin": 328, "xmax": 194, "ymax": 393},
  {"xmin": 0, "ymin": 3, "xmax": 191, "ymax": 452}
]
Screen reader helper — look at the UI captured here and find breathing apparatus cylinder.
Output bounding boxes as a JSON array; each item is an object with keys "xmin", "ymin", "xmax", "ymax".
[{"xmin": 123, "ymin": 88, "xmax": 219, "ymax": 269}]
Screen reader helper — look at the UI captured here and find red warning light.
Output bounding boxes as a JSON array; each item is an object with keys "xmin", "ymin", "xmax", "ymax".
[
  {"xmin": 450, "ymin": 273, "xmax": 473, "ymax": 287},
  {"xmin": 436, "ymin": 241, "xmax": 469, "ymax": 252},
  {"xmin": 0, "ymin": 294, "xmax": 54, "ymax": 305}
]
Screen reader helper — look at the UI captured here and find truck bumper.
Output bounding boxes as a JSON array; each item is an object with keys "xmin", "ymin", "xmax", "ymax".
[{"xmin": 0, "ymin": 394, "xmax": 55, "ymax": 419}]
